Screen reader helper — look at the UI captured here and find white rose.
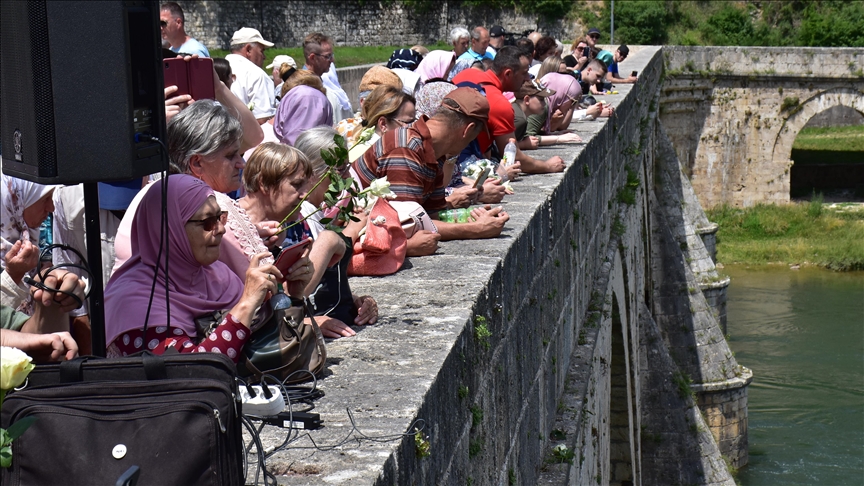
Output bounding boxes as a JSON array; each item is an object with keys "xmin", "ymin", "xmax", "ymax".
[
  {"xmin": 366, "ymin": 177, "xmax": 396, "ymax": 199},
  {"xmin": 0, "ymin": 347, "xmax": 34, "ymax": 390}
]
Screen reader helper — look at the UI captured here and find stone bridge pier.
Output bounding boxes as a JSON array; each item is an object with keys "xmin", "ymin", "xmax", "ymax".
[{"xmin": 659, "ymin": 46, "xmax": 864, "ymax": 208}]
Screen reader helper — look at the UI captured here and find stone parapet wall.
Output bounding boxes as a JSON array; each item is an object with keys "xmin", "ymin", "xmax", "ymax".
[
  {"xmin": 174, "ymin": 0, "xmax": 581, "ymax": 50},
  {"xmin": 241, "ymin": 45, "xmax": 746, "ymax": 485}
]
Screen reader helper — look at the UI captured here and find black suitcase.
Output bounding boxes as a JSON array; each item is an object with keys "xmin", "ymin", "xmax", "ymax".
[{"xmin": 0, "ymin": 352, "xmax": 244, "ymax": 486}]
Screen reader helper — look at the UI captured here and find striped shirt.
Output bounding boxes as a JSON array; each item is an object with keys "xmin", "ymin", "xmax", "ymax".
[{"xmin": 353, "ymin": 116, "xmax": 447, "ymax": 213}]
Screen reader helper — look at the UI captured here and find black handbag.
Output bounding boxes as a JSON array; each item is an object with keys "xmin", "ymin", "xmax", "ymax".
[
  {"xmin": 237, "ymin": 299, "xmax": 327, "ymax": 384},
  {"xmin": 0, "ymin": 353, "xmax": 243, "ymax": 486}
]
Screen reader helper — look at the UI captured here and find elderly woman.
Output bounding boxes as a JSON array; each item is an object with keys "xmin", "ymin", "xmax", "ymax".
[
  {"xmin": 1, "ymin": 174, "xmax": 57, "ymax": 312},
  {"xmin": 238, "ymin": 142, "xmax": 314, "ymax": 247},
  {"xmin": 450, "ymin": 27, "xmax": 470, "ymax": 58},
  {"xmin": 112, "ymin": 101, "xmax": 311, "ymax": 297},
  {"xmin": 294, "ymin": 127, "xmax": 378, "ymax": 338},
  {"xmin": 105, "ymin": 175, "xmax": 297, "ymax": 361}
]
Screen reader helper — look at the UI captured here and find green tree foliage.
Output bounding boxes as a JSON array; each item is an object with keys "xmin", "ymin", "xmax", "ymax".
[
  {"xmin": 587, "ymin": 0, "xmax": 864, "ymax": 47},
  {"xmin": 703, "ymin": 4, "xmax": 754, "ymax": 45},
  {"xmin": 597, "ymin": 0, "xmax": 674, "ymax": 45}
]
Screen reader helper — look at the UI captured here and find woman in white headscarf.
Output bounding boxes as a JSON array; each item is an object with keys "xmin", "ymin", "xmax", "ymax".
[{"xmin": 1, "ymin": 172, "xmax": 58, "ymax": 311}]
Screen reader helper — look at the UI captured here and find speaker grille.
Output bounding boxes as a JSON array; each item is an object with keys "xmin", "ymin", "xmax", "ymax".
[{"xmin": 28, "ymin": 1, "xmax": 57, "ymax": 176}]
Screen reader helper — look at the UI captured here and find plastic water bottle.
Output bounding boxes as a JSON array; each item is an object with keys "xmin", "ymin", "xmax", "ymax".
[
  {"xmin": 500, "ymin": 138, "xmax": 517, "ymax": 167},
  {"xmin": 438, "ymin": 208, "xmax": 472, "ymax": 223}
]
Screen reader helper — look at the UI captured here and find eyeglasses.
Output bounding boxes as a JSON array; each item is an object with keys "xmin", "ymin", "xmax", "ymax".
[
  {"xmin": 316, "ymin": 52, "xmax": 334, "ymax": 61},
  {"xmin": 390, "ymin": 118, "xmax": 414, "ymax": 127},
  {"xmin": 187, "ymin": 211, "xmax": 228, "ymax": 231},
  {"xmin": 589, "ymin": 34, "xmax": 600, "ymax": 39},
  {"xmin": 160, "ymin": 20, "xmax": 167, "ymax": 28}
]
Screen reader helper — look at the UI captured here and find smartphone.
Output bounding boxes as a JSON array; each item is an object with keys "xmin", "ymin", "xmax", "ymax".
[
  {"xmin": 631, "ymin": 70, "xmax": 638, "ymax": 77},
  {"xmin": 274, "ymin": 237, "xmax": 313, "ymax": 275},
  {"xmin": 188, "ymin": 57, "xmax": 215, "ymax": 100},
  {"xmin": 583, "ymin": 46, "xmax": 590, "ymax": 57},
  {"xmin": 473, "ymin": 167, "xmax": 492, "ymax": 188},
  {"xmin": 162, "ymin": 58, "xmax": 189, "ymax": 97}
]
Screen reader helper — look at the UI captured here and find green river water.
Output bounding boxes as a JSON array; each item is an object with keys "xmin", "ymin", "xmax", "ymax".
[{"xmin": 724, "ymin": 265, "xmax": 864, "ymax": 485}]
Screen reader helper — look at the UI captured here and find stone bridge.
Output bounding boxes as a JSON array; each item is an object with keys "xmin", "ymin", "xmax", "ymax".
[
  {"xmin": 659, "ymin": 46, "xmax": 864, "ymax": 208},
  {"xmin": 251, "ymin": 46, "xmax": 754, "ymax": 486}
]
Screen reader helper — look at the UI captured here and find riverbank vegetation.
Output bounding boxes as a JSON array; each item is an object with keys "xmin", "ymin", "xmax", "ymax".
[
  {"xmin": 707, "ymin": 198, "xmax": 864, "ymax": 271},
  {"xmin": 792, "ymin": 125, "xmax": 864, "ymax": 152},
  {"xmin": 578, "ymin": 0, "xmax": 864, "ymax": 47}
]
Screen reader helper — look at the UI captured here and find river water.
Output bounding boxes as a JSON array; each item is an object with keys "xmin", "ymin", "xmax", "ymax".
[{"xmin": 724, "ymin": 265, "xmax": 864, "ymax": 485}]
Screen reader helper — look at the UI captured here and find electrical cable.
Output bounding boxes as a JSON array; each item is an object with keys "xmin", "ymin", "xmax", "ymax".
[
  {"xmin": 24, "ymin": 243, "xmax": 95, "ymax": 310},
  {"xmin": 238, "ymin": 372, "xmax": 427, "ymax": 485},
  {"xmin": 137, "ymin": 134, "xmax": 170, "ymax": 341}
]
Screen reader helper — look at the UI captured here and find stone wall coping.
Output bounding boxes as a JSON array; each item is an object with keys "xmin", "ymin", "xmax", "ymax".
[
  {"xmin": 691, "ymin": 367, "xmax": 754, "ymax": 393},
  {"xmin": 696, "ymin": 222, "xmax": 720, "ymax": 235},
  {"xmin": 698, "ymin": 277, "xmax": 731, "ymax": 290}
]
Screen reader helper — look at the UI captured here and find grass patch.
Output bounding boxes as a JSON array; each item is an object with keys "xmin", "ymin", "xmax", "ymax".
[
  {"xmin": 792, "ymin": 125, "xmax": 864, "ymax": 152},
  {"xmin": 211, "ymin": 42, "xmax": 450, "ymax": 68},
  {"xmin": 707, "ymin": 201, "xmax": 864, "ymax": 270}
]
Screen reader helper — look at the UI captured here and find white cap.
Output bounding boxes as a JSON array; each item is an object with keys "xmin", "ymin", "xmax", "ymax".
[
  {"xmin": 230, "ymin": 27, "xmax": 274, "ymax": 47},
  {"xmin": 265, "ymin": 55, "xmax": 296, "ymax": 70}
]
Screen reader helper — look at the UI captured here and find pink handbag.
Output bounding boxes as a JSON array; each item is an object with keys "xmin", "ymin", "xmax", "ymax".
[{"xmin": 347, "ymin": 197, "xmax": 407, "ymax": 276}]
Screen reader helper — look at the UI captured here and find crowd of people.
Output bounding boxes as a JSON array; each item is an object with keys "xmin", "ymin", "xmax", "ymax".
[{"xmin": 0, "ymin": 2, "xmax": 639, "ymax": 368}]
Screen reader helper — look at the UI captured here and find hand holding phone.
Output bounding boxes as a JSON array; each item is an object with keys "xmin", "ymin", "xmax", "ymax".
[
  {"xmin": 274, "ymin": 238, "xmax": 313, "ymax": 276},
  {"xmin": 162, "ymin": 57, "xmax": 215, "ymax": 100},
  {"xmin": 631, "ymin": 70, "xmax": 638, "ymax": 77}
]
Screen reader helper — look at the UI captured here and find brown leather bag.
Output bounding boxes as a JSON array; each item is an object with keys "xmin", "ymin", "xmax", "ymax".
[{"xmin": 236, "ymin": 300, "xmax": 327, "ymax": 384}]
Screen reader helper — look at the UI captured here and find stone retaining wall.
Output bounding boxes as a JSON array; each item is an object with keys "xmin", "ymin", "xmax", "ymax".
[{"xmin": 174, "ymin": 0, "xmax": 581, "ymax": 50}]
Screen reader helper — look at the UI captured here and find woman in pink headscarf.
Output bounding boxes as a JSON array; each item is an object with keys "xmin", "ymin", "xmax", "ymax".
[
  {"xmin": 415, "ymin": 50, "xmax": 456, "ymax": 84},
  {"xmin": 104, "ymin": 175, "xmax": 302, "ymax": 362}
]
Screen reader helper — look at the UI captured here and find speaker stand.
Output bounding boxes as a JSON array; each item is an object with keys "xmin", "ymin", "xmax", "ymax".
[{"xmin": 83, "ymin": 182, "xmax": 106, "ymax": 357}]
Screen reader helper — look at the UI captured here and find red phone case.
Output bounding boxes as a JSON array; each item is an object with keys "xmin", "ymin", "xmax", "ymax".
[
  {"xmin": 188, "ymin": 58, "xmax": 215, "ymax": 100},
  {"xmin": 162, "ymin": 58, "xmax": 189, "ymax": 97},
  {"xmin": 274, "ymin": 238, "xmax": 313, "ymax": 275}
]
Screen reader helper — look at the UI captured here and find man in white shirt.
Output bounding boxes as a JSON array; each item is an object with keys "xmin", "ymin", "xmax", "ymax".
[
  {"xmin": 160, "ymin": 2, "xmax": 209, "ymax": 57},
  {"xmin": 226, "ymin": 27, "xmax": 276, "ymax": 122},
  {"xmin": 302, "ymin": 32, "xmax": 353, "ymax": 123}
]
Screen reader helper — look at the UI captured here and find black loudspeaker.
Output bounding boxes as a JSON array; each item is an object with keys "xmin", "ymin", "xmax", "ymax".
[{"xmin": 1, "ymin": 0, "xmax": 167, "ymax": 184}]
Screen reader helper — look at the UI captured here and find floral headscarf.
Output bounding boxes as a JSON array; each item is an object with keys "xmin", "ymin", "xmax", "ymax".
[{"xmin": 0, "ymin": 171, "xmax": 58, "ymax": 266}]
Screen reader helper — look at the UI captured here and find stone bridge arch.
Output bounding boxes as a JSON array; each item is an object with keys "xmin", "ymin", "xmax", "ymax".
[
  {"xmin": 659, "ymin": 46, "xmax": 864, "ymax": 207},
  {"xmin": 770, "ymin": 87, "xmax": 864, "ymax": 176}
]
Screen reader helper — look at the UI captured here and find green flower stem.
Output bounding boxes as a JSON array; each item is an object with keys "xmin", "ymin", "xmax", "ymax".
[{"xmin": 277, "ymin": 170, "xmax": 333, "ymax": 228}]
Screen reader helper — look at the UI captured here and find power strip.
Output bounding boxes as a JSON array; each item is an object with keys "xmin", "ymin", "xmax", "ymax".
[{"xmin": 240, "ymin": 385, "xmax": 285, "ymax": 417}]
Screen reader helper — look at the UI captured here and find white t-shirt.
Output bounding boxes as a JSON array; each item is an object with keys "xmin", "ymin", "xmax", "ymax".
[{"xmin": 226, "ymin": 54, "xmax": 276, "ymax": 120}]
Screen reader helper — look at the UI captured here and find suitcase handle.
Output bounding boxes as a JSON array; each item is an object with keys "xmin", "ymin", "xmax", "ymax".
[{"xmin": 59, "ymin": 352, "xmax": 168, "ymax": 382}]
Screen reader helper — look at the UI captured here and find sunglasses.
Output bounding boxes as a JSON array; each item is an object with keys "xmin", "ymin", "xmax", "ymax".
[
  {"xmin": 187, "ymin": 211, "xmax": 228, "ymax": 231},
  {"xmin": 160, "ymin": 20, "xmax": 167, "ymax": 28}
]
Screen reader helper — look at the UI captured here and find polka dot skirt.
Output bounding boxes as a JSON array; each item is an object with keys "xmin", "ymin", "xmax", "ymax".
[{"xmin": 108, "ymin": 314, "xmax": 249, "ymax": 363}]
